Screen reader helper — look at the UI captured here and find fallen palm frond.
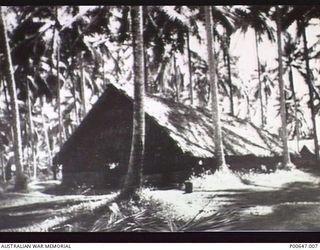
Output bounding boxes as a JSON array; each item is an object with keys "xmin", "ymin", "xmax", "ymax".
[{"xmin": 91, "ymin": 195, "xmax": 239, "ymax": 232}]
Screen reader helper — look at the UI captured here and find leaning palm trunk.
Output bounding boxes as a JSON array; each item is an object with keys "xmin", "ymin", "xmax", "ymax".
[
  {"xmin": 121, "ymin": 6, "xmax": 146, "ymax": 198},
  {"xmin": 0, "ymin": 7, "xmax": 25, "ymax": 188},
  {"xmin": 26, "ymin": 81, "xmax": 37, "ymax": 179},
  {"xmin": 301, "ymin": 23, "xmax": 320, "ymax": 161},
  {"xmin": 255, "ymin": 30, "xmax": 264, "ymax": 127},
  {"xmin": 276, "ymin": 5, "xmax": 292, "ymax": 167},
  {"xmin": 204, "ymin": 6, "xmax": 226, "ymax": 169}
]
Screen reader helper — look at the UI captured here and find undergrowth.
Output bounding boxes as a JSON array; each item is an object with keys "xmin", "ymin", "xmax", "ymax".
[{"xmin": 90, "ymin": 190, "xmax": 240, "ymax": 232}]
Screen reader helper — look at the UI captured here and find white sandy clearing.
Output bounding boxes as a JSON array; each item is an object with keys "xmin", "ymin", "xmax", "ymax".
[
  {"xmin": 240, "ymin": 168, "xmax": 320, "ymax": 189},
  {"xmin": 191, "ymin": 167, "xmax": 320, "ymax": 191},
  {"xmin": 145, "ymin": 168, "xmax": 320, "ymax": 220},
  {"xmin": 143, "ymin": 189, "xmax": 226, "ymax": 220}
]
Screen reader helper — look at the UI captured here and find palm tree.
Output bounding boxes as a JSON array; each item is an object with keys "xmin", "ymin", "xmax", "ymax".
[
  {"xmin": 224, "ymin": 34, "xmax": 235, "ymax": 115},
  {"xmin": 252, "ymin": 62, "xmax": 275, "ymax": 125},
  {"xmin": 80, "ymin": 51, "xmax": 87, "ymax": 119},
  {"xmin": 143, "ymin": 6, "xmax": 191, "ymax": 98},
  {"xmin": 282, "ymin": 5, "xmax": 320, "ymax": 160},
  {"xmin": 1, "ymin": 153, "xmax": 5, "ymax": 182},
  {"xmin": 26, "ymin": 80, "xmax": 37, "ymax": 179},
  {"xmin": 186, "ymin": 30, "xmax": 193, "ymax": 105},
  {"xmin": 282, "ymin": 32, "xmax": 302, "ymax": 152},
  {"xmin": 40, "ymin": 96, "xmax": 53, "ymax": 170},
  {"xmin": 56, "ymin": 37, "xmax": 63, "ymax": 148},
  {"xmin": 0, "ymin": 7, "xmax": 26, "ymax": 189},
  {"xmin": 235, "ymin": 6, "xmax": 275, "ymax": 127},
  {"xmin": 204, "ymin": 6, "xmax": 226, "ymax": 169},
  {"xmin": 121, "ymin": 6, "xmax": 146, "ymax": 198},
  {"xmin": 275, "ymin": 5, "xmax": 293, "ymax": 168},
  {"xmin": 212, "ymin": 6, "xmax": 237, "ymax": 116}
]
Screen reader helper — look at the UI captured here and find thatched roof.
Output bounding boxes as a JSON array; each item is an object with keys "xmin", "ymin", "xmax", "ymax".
[
  {"xmin": 111, "ymin": 83, "xmax": 283, "ymax": 158},
  {"xmin": 289, "ymin": 139, "xmax": 315, "ymax": 155}
]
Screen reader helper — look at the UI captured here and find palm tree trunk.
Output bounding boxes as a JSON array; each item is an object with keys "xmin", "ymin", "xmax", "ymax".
[
  {"xmin": 173, "ymin": 55, "xmax": 179, "ymax": 102},
  {"xmin": 144, "ymin": 45, "xmax": 148, "ymax": 93},
  {"xmin": 40, "ymin": 97, "xmax": 53, "ymax": 177},
  {"xmin": 70, "ymin": 73, "xmax": 79, "ymax": 128},
  {"xmin": 289, "ymin": 65, "xmax": 300, "ymax": 152},
  {"xmin": 158, "ymin": 61, "xmax": 166, "ymax": 94},
  {"xmin": 80, "ymin": 52, "xmax": 87, "ymax": 119},
  {"xmin": 204, "ymin": 6, "xmax": 226, "ymax": 169},
  {"xmin": 246, "ymin": 93, "xmax": 251, "ymax": 122},
  {"xmin": 0, "ymin": 7, "xmax": 25, "ymax": 188},
  {"xmin": 276, "ymin": 5, "xmax": 292, "ymax": 167},
  {"xmin": 56, "ymin": 41, "xmax": 63, "ymax": 148},
  {"xmin": 23, "ymin": 122, "xmax": 31, "ymax": 178},
  {"xmin": 3, "ymin": 77, "xmax": 10, "ymax": 112},
  {"xmin": 102, "ymin": 57, "xmax": 106, "ymax": 89},
  {"xmin": 186, "ymin": 31, "xmax": 193, "ymax": 106},
  {"xmin": 226, "ymin": 36, "xmax": 234, "ymax": 116},
  {"xmin": 2, "ymin": 77, "xmax": 13, "ymax": 137},
  {"xmin": 121, "ymin": 6, "xmax": 145, "ymax": 198},
  {"xmin": 1, "ymin": 153, "xmax": 5, "ymax": 182},
  {"xmin": 26, "ymin": 81, "xmax": 37, "ymax": 179},
  {"xmin": 143, "ymin": 6, "xmax": 148, "ymax": 94},
  {"xmin": 264, "ymin": 81, "xmax": 269, "ymax": 125},
  {"xmin": 301, "ymin": 23, "xmax": 320, "ymax": 161},
  {"xmin": 255, "ymin": 30, "xmax": 264, "ymax": 127}
]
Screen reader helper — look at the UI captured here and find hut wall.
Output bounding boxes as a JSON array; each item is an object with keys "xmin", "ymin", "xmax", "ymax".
[
  {"xmin": 60, "ymin": 87, "xmax": 133, "ymax": 187},
  {"xmin": 226, "ymin": 155, "xmax": 282, "ymax": 172}
]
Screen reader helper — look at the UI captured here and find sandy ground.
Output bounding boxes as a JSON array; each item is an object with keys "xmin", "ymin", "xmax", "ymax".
[
  {"xmin": 0, "ymin": 181, "xmax": 116, "ymax": 232},
  {"xmin": 146, "ymin": 167, "xmax": 320, "ymax": 231},
  {"xmin": 1, "ymin": 167, "xmax": 320, "ymax": 231}
]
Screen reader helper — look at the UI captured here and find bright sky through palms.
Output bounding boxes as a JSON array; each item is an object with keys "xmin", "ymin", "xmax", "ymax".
[{"xmin": 77, "ymin": 5, "xmax": 320, "ymax": 133}]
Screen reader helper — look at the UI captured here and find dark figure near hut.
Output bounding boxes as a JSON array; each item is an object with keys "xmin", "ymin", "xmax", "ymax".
[{"xmin": 54, "ymin": 83, "xmax": 283, "ymax": 189}]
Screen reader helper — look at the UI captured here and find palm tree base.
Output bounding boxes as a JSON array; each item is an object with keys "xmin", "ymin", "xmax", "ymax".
[
  {"xmin": 217, "ymin": 164, "xmax": 230, "ymax": 171},
  {"xmin": 276, "ymin": 161, "xmax": 296, "ymax": 171},
  {"xmin": 119, "ymin": 185, "xmax": 143, "ymax": 201},
  {"xmin": 14, "ymin": 173, "xmax": 29, "ymax": 191}
]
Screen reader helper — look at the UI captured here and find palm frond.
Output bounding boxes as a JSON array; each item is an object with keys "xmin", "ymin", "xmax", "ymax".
[
  {"xmin": 212, "ymin": 6, "xmax": 236, "ymax": 35},
  {"xmin": 156, "ymin": 6, "xmax": 190, "ymax": 30}
]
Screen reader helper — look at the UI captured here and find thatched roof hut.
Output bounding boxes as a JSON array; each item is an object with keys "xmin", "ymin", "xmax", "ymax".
[{"xmin": 55, "ymin": 83, "xmax": 283, "ymax": 188}]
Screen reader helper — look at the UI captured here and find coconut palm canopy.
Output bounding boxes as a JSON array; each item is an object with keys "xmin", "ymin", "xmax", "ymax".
[{"xmin": 111, "ymin": 83, "xmax": 283, "ymax": 158}]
